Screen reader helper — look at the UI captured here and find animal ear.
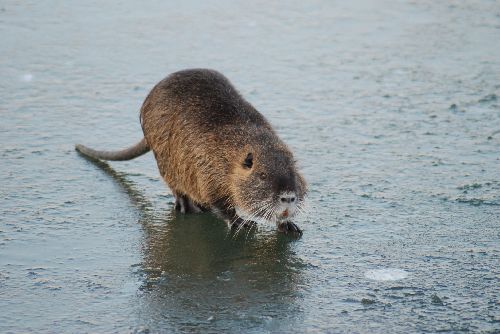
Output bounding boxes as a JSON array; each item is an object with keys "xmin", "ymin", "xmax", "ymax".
[{"xmin": 242, "ymin": 152, "xmax": 253, "ymax": 169}]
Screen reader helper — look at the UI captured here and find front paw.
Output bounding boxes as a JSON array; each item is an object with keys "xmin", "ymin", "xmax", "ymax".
[{"xmin": 277, "ymin": 221, "xmax": 303, "ymax": 236}]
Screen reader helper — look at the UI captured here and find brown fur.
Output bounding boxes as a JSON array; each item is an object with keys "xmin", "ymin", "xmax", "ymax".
[{"xmin": 77, "ymin": 69, "xmax": 307, "ymax": 232}]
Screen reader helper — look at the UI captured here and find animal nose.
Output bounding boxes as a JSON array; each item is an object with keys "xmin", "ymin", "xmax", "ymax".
[{"xmin": 280, "ymin": 194, "xmax": 296, "ymax": 203}]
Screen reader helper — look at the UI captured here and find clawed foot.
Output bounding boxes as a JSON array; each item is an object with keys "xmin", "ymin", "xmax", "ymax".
[{"xmin": 277, "ymin": 221, "xmax": 303, "ymax": 236}]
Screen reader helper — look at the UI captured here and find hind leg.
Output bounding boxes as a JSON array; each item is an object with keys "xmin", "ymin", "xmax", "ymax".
[
  {"xmin": 174, "ymin": 192, "xmax": 206, "ymax": 214},
  {"xmin": 174, "ymin": 195, "xmax": 187, "ymax": 213}
]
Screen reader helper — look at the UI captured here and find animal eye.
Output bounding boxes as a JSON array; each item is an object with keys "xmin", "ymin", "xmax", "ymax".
[
  {"xmin": 243, "ymin": 152, "xmax": 253, "ymax": 169},
  {"xmin": 259, "ymin": 172, "xmax": 267, "ymax": 180}
]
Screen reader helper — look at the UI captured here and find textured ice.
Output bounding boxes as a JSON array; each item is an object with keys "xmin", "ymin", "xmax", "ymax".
[{"xmin": 364, "ymin": 268, "xmax": 409, "ymax": 281}]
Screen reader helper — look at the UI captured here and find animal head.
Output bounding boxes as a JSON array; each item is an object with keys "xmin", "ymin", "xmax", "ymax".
[{"xmin": 229, "ymin": 142, "xmax": 307, "ymax": 224}]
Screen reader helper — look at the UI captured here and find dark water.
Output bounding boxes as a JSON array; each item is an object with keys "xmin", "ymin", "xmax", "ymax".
[{"xmin": 1, "ymin": 1, "xmax": 499, "ymax": 333}]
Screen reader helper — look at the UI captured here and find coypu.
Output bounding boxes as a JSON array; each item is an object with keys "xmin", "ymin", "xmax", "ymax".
[{"xmin": 76, "ymin": 69, "xmax": 307, "ymax": 235}]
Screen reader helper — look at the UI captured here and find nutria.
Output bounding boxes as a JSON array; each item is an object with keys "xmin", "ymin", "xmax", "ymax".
[{"xmin": 76, "ymin": 69, "xmax": 307, "ymax": 234}]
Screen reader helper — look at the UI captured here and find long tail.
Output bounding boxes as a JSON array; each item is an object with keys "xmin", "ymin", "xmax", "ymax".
[{"xmin": 75, "ymin": 138, "xmax": 150, "ymax": 161}]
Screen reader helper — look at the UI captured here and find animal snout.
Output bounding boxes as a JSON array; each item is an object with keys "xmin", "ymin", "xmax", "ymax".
[
  {"xmin": 280, "ymin": 193, "xmax": 296, "ymax": 204},
  {"xmin": 278, "ymin": 192, "xmax": 297, "ymax": 220}
]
